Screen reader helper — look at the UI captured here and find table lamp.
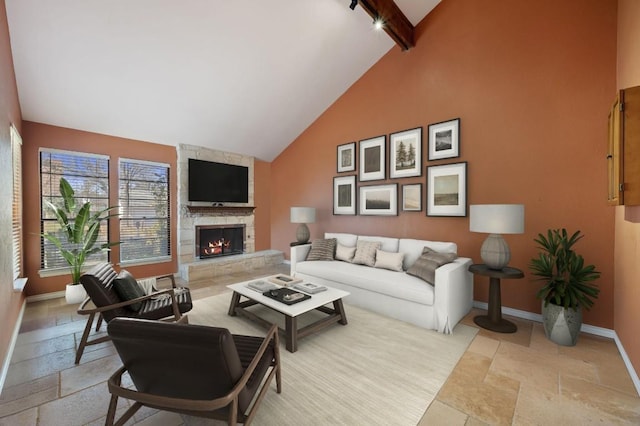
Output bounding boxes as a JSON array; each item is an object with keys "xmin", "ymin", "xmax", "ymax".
[
  {"xmin": 469, "ymin": 204, "xmax": 524, "ymax": 270},
  {"xmin": 290, "ymin": 207, "xmax": 316, "ymax": 244}
]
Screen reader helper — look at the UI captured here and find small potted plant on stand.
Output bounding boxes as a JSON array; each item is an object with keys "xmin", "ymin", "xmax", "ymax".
[
  {"xmin": 529, "ymin": 228, "xmax": 600, "ymax": 346},
  {"xmin": 42, "ymin": 177, "xmax": 119, "ymax": 304}
]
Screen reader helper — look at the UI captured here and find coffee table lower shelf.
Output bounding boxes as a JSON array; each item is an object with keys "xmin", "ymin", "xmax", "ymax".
[{"xmin": 227, "ymin": 291, "xmax": 348, "ymax": 353}]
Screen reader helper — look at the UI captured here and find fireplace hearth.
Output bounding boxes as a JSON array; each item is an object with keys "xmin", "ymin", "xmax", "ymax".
[{"xmin": 196, "ymin": 224, "xmax": 245, "ymax": 259}]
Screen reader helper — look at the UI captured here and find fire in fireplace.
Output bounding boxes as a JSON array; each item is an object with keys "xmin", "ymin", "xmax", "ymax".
[{"xmin": 196, "ymin": 224, "xmax": 245, "ymax": 259}]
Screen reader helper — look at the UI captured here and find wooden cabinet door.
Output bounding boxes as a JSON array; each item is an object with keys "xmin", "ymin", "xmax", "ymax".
[
  {"xmin": 607, "ymin": 91, "xmax": 623, "ymax": 205},
  {"xmin": 623, "ymin": 86, "xmax": 640, "ymax": 205}
]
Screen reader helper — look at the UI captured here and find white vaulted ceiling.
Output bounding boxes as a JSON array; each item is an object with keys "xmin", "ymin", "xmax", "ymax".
[{"xmin": 5, "ymin": 0, "xmax": 440, "ymax": 161}]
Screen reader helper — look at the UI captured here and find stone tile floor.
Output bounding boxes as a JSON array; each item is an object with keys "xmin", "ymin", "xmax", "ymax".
[{"xmin": 1, "ymin": 264, "xmax": 639, "ymax": 425}]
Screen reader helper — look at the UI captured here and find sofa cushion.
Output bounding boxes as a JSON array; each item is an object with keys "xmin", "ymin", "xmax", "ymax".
[
  {"xmin": 358, "ymin": 235, "xmax": 399, "ymax": 253},
  {"xmin": 325, "ymin": 233, "xmax": 358, "ymax": 247},
  {"xmin": 113, "ymin": 269, "xmax": 146, "ymax": 312},
  {"xmin": 295, "ymin": 260, "xmax": 434, "ymax": 305},
  {"xmin": 352, "ymin": 240, "xmax": 381, "ymax": 266},
  {"xmin": 406, "ymin": 248, "xmax": 458, "ymax": 285},
  {"xmin": 306, "ymin": 238, "xmax": 337, "ymax": 261},
  {"xmin": 374, "ymin": 250, "xmax": 404, "ymax": 272},
  {"xmin": 398, "ymin": 239, "xmax": 458, "ymax": 270},
  {"xmin": 335, "ymin": 243, "xmax": 356, "ymax": 262}
]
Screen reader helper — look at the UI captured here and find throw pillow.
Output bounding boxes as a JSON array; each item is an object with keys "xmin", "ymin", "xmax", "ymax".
[
  {"xmin": 374, "ymin": 249, "xmax": 404, "ymax": 272},
  {"xmin": 406, "ymin": 247, "xmax": 457, "ymax": 285},
  {"xmin": 112, "ymin": 269, "xmax": 146, "ymax": 312},
  {"xmin": 305, "ymin": 238, "xmax": 337, "ymax": 261},
  {"xmin": 335, "ymin": 243, "xmax": 356, "ymax": 262},
  {"xmin": 352, "ymin": 240, "xmax": 382, "ymax": 267}
]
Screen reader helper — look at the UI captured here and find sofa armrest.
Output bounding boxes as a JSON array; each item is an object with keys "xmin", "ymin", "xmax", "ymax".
[
  {"xmin": 433, "ymin": 257, "xmax": 473, "ymax": 334},
  {"xmin": 290, "ymin": 244, "xmax": 311, "ymax": 276}
]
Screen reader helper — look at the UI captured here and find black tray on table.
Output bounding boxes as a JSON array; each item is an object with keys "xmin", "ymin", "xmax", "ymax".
[{"xmin": 263, "ymin": 287, "xmax": 311, "ymax": 305}]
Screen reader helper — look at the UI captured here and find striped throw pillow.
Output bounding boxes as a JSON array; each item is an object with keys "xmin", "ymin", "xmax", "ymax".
[{"xmin": 306, "ymin": 238, "xmax": 337, "ymax": 261}]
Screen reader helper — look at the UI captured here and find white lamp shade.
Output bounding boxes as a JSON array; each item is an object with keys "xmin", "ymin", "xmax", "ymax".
[
  {"xmin": 290, "ymin": 207, "xmax": 316, "ymax": 224},
  {"xmin": 469, "ymin": 204, "xmax": 525, "ymax": 234}
]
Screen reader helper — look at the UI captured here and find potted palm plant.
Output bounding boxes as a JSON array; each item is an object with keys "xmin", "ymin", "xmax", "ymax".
[
  {"xmin": 529, "ymin": 228, "xmax": 600, "ymax": 346},
  {"xmin": 42, "ymin": 177, "xmax": 119, "ymax": 304}
]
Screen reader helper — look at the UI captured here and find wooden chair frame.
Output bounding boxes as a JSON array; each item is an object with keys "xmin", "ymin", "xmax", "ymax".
[
  {"xmin": 105, "ymin": 324, "xmax": 281, "ymax": 426},
  {"xmin": 75, "ymin": 274, "xmax": 186, "ymax": 364}
]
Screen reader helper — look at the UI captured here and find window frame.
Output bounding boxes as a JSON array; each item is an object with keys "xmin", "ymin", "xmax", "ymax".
[{"xmin": 118, "ymin": 157, "xmax": 171, "ymax": 267}]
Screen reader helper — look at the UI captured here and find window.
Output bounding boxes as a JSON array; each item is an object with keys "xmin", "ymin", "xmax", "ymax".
[
  {"xmin": 40, "ymin": 149, "xmax": 111, "ymax": 271},
  {"xmin": 11, "ymin": 125, "xmax": 23, "ymax": 283},
  {"xmin": 119, "ymin": 159, "xmax": 170, "ymax": 264}
]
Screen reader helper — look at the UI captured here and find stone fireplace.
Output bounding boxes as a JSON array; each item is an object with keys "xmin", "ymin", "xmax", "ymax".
[{"xmin": 195, "ymin": 224, "xmax": 245, "ymax": 259}]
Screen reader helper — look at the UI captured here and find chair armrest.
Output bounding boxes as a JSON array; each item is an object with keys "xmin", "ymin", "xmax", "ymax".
[
  {"xmin": 290, "ymin": 244, "xmax": 311, "ymax": 276},
  {"xmin": 433, "ymin": 257, "xmax": 473, "ymax": 334},
  {"xmin": 78, "ymin": 288, "xmax": 177, "ymax": 315},
  {"xmin": 156, "ymin": 274, "xmax": 178, "ymax": 288}
]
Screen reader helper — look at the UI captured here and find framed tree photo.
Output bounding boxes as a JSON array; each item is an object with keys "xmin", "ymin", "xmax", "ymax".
[
  {"xmin": 359, "ymin": 135, "xmax": 386, "ymax": 181},
  {"xmin": 390, "ymin": 127, "xmax": 422, "ymax": 178},
  {"xmin": 359, "ymin": 183, "xmax": 398, "ymax": 216},
  {"xmin": 333, "ymin": 175, "xmax": 356, "ymax": 215},
  {"xmin": 426, "ymin": 162, "xmax": 467, "ymax": 217},
  {"xmin": 337, "ymin": 142, "xmax": 356, "ymax": 173},
  {"xmin": 402, "ymin": 183, "xmax": 422, "ymax": 211},
  {"xmin": 428, "ymin": 118, "xmax": 460, "ymax": 161}
]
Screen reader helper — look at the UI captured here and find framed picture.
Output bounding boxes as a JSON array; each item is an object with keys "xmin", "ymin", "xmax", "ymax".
[
  {"xmin": 359, "ymin": 183, "xmax": 398, "ymax": 216},
  {"xmin": 428, "ymin": 118, "xmax": 460, "ymax": 161},
  {"xmin": 426, "ymin": 162, "xmax": 467, "ymax": 217},
  {"xmin": 333, "ymin": 175, "xmax": 356, "ymax": 215},
  {"xmin": 337, "ymin": 142, "xmax": 356, "ymax": 173},
  {"xmin": 359, "ymin": 135, "xmax": 386, "ymax": 181},
  {"xmin": 390, "ymin": 127, "xmax": 422, "ymax": 178},
  {"xmin": 402, "ymin": 183, "xmax": 422, "ymax": 212}
]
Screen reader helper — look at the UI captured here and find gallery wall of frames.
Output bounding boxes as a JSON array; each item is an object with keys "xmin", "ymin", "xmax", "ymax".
[{"xmin": 333, "ymin": 118, "xmax": 467, "ymax": 217}]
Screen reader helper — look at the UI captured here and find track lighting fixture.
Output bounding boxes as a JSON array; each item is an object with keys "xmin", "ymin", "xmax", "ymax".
[{"xmin": 349, "ymin": 0, "xmax": 358, "ymax": 10}]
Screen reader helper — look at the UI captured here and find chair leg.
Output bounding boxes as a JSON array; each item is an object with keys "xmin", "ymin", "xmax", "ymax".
[
  {"xmin": 76, "ymin": 312, "xmax": 95, "ymax": 364},
  {"xmin": 95, "ymin": 313, "xmax": 103, "ymax": 331},
  {"xmin": 274, "ymin": 333, "xmax": 282, "ymax": 393}
]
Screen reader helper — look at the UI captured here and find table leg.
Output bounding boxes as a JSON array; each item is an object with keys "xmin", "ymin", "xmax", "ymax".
[
  {"xmin": 228, "ymin": 292, "xmax": 240, "ymax": 316},
  {"xmin": 285, "ymin": 315, "xmax": 297, "ymax": 353},
  {"xmin": 473, "ymin": 277, "xmax": 517, "ymax": 333},
  {"xmin": 334, "ymin": 299, "xmax": 348, "ymax": 325},
  {"xmin": 488, "ymin": 277, "xmax": 502, "ymax": 323}
]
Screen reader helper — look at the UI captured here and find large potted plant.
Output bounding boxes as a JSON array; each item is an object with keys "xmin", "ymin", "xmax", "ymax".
[
  {"xmin": 529, "ymin": 228, "xmax": 600, "ymax": 346},
  {"xmin": 42, "ymin": 177, "xmax": 119, "ymax": 304}
]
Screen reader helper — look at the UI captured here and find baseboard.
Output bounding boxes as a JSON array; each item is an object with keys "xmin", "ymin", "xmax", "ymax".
[
  {"xmin": 614, "ymin": 334, "xmax": 640, "ymax": 396},
  {"xmin": 0, "ymin": 300, "xmax": 26, "ymax": 394},
  {"xmin": 26, "ymin": 290, "xmax": 65, "ymax": 303},
  {"xmin": 472, "ymin": 301, "xmax": 615, "ymax": 338},
  {"xmin": 473, "ymin": 300, "xmax": 638, "ymax": 396}
]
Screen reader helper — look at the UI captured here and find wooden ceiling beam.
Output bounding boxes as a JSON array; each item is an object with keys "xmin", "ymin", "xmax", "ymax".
[{"xmin": 355, "ymin": 0, "xmax": 415, "ymax": 50}]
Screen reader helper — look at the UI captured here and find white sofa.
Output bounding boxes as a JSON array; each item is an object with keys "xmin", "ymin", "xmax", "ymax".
[{"xmin": 290, "ymin": 232, "xmax": 473, "ymax": 334}]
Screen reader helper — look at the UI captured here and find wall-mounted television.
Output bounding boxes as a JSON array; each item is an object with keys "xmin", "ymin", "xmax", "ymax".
[{"xmin": 188, "ymin": 158, "xmax": 249, "ymax": 203}]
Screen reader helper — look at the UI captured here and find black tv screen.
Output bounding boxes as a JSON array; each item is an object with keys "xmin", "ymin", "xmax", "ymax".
[{"xmin": 188, "ymin": 159, "xmax": 249, "ymax": 203}]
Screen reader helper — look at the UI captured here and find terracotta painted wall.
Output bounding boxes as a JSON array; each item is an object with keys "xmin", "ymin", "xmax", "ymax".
[
  {"xmin": 614, "ymin": 0, "xmax": 640, "ymax": 376},
  {"xmin": 271, "ymin": 0, "xmax": 617, "ymax": 328},
  {"xmin": 254, "ymin": 159, "xmax": 271, "ymax": 251},
  {"xmin": 0, "ymin": 0, "xmax": 23, "ymax": 385},
  {"xmin": 21, "ymin": 122, "xmax": 178, "ymax": 296}
]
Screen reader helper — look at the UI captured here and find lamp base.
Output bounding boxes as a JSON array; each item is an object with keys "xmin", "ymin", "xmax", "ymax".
[
  {"xmin": 296, "ymin": 224, "xmax": 310, "ymax": 244},
  {"xmin": 480, "ymin": 234, "xmax": 510, "ymax": 270}
]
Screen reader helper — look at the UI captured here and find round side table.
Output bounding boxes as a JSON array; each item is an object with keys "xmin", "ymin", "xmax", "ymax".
[{"xmin": 469, "ymin": 264, "xmax": 524, "ymax": 333}]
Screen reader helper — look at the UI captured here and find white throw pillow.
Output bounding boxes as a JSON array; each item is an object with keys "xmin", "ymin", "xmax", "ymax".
[
  {"xmin": 374, "ymin": 249, "xmax": 404, "ymax": 272},
  {"xmin": 335, "ymin": 243, "xmax": 356, "ymax": 262},
  {"xmin": 352, "ymin": 240, "xmax": 381, "ymax": 267}
]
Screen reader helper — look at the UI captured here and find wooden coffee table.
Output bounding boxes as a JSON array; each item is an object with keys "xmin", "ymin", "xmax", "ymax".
[{"xmin": 227, "ymin": 278, "xmax": 349, "ymax": 352}]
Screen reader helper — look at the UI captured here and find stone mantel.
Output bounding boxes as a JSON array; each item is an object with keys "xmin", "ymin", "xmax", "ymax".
[{"xmin": 185, "ymin": 206, "xmax": 256, "ymax": 216}]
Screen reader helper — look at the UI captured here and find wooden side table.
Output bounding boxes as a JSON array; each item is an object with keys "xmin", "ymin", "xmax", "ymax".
[{"xmin": 469, "ymin": 264, "xmax": 524, "ymax": 333}]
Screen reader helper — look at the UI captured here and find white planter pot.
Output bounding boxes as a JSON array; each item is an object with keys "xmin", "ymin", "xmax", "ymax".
[
  {"xmin": 541, "ymin": 302, "xmax": 583, "ymax": 346},
  {"xmin": 65, "ymin": 284, "xmax": 87, "ymax": 305}
]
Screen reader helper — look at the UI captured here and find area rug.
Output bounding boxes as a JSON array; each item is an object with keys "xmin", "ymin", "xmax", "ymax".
[{"xmin": 187, "ymin": 292, "xmax": 477, "ymax": 426}]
